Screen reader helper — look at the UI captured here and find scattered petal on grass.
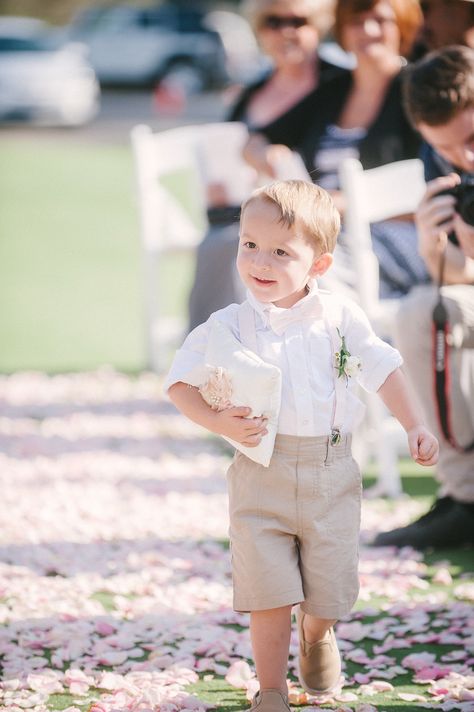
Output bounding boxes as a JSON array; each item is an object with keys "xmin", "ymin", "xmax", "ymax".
[
  {"xmin": 245, "ymin": 679, "xmax": 260, "ymax": 701},
  {"xmin": 225, "ymin": 660, "xmax": 254, "ymax": 689},
  {"xmin": 402, "ymin": 652, "xmax": 437, "ymax": 671},
  {"xmin": 433, "ymin": 568, "xmax": 453, "ymax": 586},
  {"xmin": 0, "ymin": 370, "xmax": 472, "ymax": 712},
  {"xmin": 335, "ymin": 691, "xmax": 359, "ymax": 702},
  {"xmin": 454, "ymin": 583, "xmax": 474, "ymax": 601},
  {"xmin": 398, "ymin": 692, "xmax": 428, "ymax": 702}
]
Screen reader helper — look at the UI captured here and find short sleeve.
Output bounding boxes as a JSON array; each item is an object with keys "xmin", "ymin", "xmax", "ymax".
[
  {"xmin": 162, "ymin": 304, "xmax": 241, "ymax": 395},
  {"xmin": 162, "ymin": 321, "xmax": 210, "ymax": 395},
  {"xmin": 342, "ymin": 300, "xmax": 403, "ymax": 393}
]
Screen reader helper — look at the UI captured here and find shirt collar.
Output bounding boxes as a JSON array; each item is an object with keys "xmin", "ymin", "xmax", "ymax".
[{"xmin": 246, "ymin": 279, "xmax": 324, "ymax": 335}]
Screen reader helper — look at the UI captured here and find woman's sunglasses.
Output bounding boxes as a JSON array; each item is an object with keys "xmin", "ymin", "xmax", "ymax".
[{"xmin": 260, "ymin": 15, "xmax": 310, "ymax": 30}]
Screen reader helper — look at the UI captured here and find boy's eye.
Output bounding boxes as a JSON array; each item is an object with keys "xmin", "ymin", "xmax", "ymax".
[
  {"xmin": 244, "ymin": 241, "xmax": 257, "ymax": 249},
  {"xmin": 275, "ymin": 248, "xmax": 288, "ymax": 256}
]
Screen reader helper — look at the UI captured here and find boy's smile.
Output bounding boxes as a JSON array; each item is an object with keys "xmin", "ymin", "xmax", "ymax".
[{"xmin": 237, "ymin": 198, "xmax": 332, "ymax": 308}]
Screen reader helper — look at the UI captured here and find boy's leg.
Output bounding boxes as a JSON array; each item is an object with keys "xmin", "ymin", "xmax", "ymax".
[
  {"xmin": 250, "ymin": 605, "xmax": 293, "ymax": 695},
  {"xmin": 301, "ymin": 614, "xmax": 336, "ymax": 643}
]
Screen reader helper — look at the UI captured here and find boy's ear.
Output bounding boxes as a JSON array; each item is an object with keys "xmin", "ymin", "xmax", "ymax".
[{"xmin": 311, "ymin": 252, "xmax": 333, "ymax": 277}]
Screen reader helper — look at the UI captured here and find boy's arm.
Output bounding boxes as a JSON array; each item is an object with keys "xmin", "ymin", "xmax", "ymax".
[
  {"xmin": 168, "ymin": 381, "xmax": 268, "ymax": 447},
  {"xmin": 377, "ymin": 368, "xmax": 439, "ymax": 466}
]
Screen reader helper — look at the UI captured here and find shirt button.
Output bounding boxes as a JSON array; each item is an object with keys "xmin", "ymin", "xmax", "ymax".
[{"xmin": 302, "ymin": 419, "xmax": 309, "ymax": 425}]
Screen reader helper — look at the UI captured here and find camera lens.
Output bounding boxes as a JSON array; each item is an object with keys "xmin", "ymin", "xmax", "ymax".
[{"xmin": 457, "ymin": 176, "xmax": 474, "ymax": 226}]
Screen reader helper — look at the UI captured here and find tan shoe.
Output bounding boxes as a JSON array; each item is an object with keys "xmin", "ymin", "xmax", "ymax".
[
  {"xmin": 247, "ymin": 689, "xmax": 292, "ymax": 712},
  {"xmin": 297, "ymin": 608, "xmax": 341, "ymax": 695}
]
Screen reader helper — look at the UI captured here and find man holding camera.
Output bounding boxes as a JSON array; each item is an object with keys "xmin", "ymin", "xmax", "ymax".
[{"xmin": 373, "ymin": 45, "xmax": 474, "ymax": 549}]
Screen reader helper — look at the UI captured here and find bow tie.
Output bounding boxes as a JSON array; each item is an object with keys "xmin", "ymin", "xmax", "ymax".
[{"xmin": 265, "ymin": 294, "xmax": 323, "ymax": 336}]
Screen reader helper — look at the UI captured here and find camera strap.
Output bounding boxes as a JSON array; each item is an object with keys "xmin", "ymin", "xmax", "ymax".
[{"xmin": 432, "ymin": 248, "xmax": 474, "ymax": 452}]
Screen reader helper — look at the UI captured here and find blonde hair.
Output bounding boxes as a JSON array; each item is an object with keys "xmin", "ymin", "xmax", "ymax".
[
  {"xmin": 243, "ymin": 0, "xmax": 335, "ymax": 37},
  {"xmin": 241, "ymin": 180, "xmax": 341, "ymax": 253}
]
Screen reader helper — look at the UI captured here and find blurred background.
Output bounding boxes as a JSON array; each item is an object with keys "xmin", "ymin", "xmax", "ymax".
[{"xmin": 0, "ymin": 0, "xmax": 350, "ymax": 374}]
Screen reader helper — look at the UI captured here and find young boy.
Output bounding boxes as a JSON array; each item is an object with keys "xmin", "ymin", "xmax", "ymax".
[{"xmin": 165, "ymin": 180, "xmax": 439, "ymax": 712}]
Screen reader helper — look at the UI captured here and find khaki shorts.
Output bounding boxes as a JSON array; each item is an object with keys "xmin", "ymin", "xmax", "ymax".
[{"xmin": 227, "ymin": 434, "xmax": 361, "ymax": 619}]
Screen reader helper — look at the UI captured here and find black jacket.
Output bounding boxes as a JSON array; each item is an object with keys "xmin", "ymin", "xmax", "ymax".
[
  {"xmin": 228, "ymin": 59, "xmax": 347, "ymax": 148},
  {"xmin": 298, "ymin": 69, "xmax": 421, "ymax": 174}
]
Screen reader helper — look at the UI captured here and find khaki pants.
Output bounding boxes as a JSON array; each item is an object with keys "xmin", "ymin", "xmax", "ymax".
[
  {"xmin": 395, "ymin": 284, "xmax": 474, "ymax": 503},
  {"xmin": 227, "ymin": 434, "xmax": 361, "ymax": 619}
]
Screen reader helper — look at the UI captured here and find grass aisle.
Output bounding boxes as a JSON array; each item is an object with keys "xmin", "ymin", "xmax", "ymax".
[{"xmin": 0, "ymin": 370, "xmax": 472, "ymax": 712}]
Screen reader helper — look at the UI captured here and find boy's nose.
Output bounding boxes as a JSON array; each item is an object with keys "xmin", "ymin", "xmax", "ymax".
[{"xmin": 252, "ymin": 252, "xmax": 271, "ymax": 269}]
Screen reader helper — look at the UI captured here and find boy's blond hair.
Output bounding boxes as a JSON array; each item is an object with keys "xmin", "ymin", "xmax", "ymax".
[{"xmin": 241, "ymin": 180, "xmax": 340, "ymax": 254}]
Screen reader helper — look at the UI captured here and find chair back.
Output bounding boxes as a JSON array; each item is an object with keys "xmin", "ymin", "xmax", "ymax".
[
  {"xmin": 130, "ymin": 121, "xmax": 253, "ymax": 371},
  {"xmin": 339, "ymin": 158, "xmax": 426, "ymax": 497},
  {"xmin": 339, "ymin": 157, "xmax": 425, "ymax": 329},
  {"xmin": 131, "ymin": 123, "xmax": 207, "ymax": 254}
]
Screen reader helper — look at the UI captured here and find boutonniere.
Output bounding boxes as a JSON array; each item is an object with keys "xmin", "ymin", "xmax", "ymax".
[
  {"xmin": 334, "ymin": 329, "xmax": 362, "ymax": 382},
  {"xmin": 199, "ymin": 366, "xmax": 233, "ymax": 411}
]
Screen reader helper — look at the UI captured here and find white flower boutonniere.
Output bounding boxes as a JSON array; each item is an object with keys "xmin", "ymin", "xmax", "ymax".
[{"xmin": 334, "ymin": 329, "xmax": 362, "ymax": 382}]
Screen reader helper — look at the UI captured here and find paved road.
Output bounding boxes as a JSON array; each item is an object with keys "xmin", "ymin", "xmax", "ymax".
[{"xmin": 0, "ymin": 88, "xmax": 227, "ymax": 145}]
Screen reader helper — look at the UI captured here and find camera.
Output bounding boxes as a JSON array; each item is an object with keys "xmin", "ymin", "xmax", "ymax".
[{"xmin": 440, "ymin": 174, "xmax": 474, "ymax": 226}]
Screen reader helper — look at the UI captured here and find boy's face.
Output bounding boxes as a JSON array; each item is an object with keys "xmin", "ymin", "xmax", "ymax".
[
  {"xmin": 418, "ymin": 107, "xmax": 474, "ymax": 174},
  {"xmin": 237, "ymin": 198, "xmax": 332, "ymax": 308}
]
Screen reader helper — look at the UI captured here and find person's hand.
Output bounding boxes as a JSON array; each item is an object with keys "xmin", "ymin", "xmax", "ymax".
[
  {"xmin": 415, "ymin": 174, "xmax": 460, "ymax": 260},
  {"xmin": 264, "ymin": 143, "xmax": 294, "ymax": 178},
  {"xmin": 407, "ymin": 426, "xmax": 439, "ymax": 466},
  {"xmin": 214, "ymin": 406, "xmax": 268, "ymax": 447},
  {"xmin": 453, "ymin": 212, "xmax": 474, "ymax": 258},
  {"xmin": 242, "ymin": 134, "xmax": 292, "ymax": 178},
  {"xmin": 206, "ymin": 181, "xmax": 229, "ymax": 208}
]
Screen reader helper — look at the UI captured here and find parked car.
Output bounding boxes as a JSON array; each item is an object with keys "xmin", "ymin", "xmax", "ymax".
[
  {"xmin": 0, "ymin": 16, "xmax": 100, "ymax": 126},
  {"xmin": 66, "ymin": 4, "xmax": 229, "ymax": 90}
]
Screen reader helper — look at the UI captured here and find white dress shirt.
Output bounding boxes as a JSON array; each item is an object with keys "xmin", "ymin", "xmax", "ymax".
[{"xmin": 164, "ymin": 283, "xmax": 402, "ymax": 437}]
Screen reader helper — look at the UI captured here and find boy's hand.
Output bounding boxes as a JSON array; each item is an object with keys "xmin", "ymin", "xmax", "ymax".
[
  {"xmin": 214, "ymin": 406, "xmax": 268, "ymax": 447},
  {"xmin": 407, "ymin": 426, "xmax": 439, "ymax": 466}
]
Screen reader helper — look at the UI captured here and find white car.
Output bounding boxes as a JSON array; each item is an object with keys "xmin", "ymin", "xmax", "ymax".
[
  {"xmin": 67, "ymin": 5, "xmax": 228, "ymax": 89},
  {"xmin": 0, "ymin": 17, "xmax": 100, "ymax": 126}
]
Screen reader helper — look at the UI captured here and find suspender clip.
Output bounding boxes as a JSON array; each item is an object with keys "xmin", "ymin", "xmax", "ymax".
[{"xmin": 330, "ymin": 428, "xmax": 341, "ymax": 446}]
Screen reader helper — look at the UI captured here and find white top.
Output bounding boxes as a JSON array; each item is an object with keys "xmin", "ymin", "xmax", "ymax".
[{"xmin": 164, "ymin": 283, "xmax": 402, "ymax": 437}]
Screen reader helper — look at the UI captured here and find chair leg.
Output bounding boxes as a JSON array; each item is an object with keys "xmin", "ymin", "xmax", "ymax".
[
  {"xmin": 364, "ymin": 395, "xmax": 403, "ymax": 498},
  {"xmin": 373, "ymin": 434, "xmax": 403, "ymax": 498}
]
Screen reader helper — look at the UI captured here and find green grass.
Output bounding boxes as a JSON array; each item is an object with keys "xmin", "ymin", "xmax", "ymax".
[
  {"xmin": 0, "ymin": 138, "xmax": 194, "ymax": 373},
  {"xmin": 364, "ymin": 458, "xmax": 438, "ymax": 497}
]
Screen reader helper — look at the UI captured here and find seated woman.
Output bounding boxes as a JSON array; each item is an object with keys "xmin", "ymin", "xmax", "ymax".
[
  {"xmin": 187, "ymin": 0, "xmax": 345, "ymax": 331},
  {"xmin": 299, "ymin": 0, "xmax": 431, "ymax": 298}
]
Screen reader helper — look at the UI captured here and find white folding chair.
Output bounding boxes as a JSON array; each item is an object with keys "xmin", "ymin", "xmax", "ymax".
[
  {"xmin": 339, "ymin": 157, "xmax": 426, "ymax": 496},
  {"xmin": 131, "ymin": 121, "xmax": 253, "ymax": 372}
]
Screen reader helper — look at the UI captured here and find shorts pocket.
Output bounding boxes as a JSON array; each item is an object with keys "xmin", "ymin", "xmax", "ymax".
[
  {"xmin": 227, "ymin": 454, "xmax": 263, "ymax": 539},
  {"xmin": 325, "ymin": 455, "xmax": 362, "ymax": 539}
]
